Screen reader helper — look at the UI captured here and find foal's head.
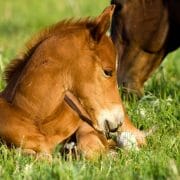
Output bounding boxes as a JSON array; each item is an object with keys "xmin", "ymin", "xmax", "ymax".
[
  {"xmin": 65, "ymin": 6, "xmax": 124, "ymax": 132},
  {"xmin": 3, "ymin": 6, "xmax": 124, "ymax": 134}
]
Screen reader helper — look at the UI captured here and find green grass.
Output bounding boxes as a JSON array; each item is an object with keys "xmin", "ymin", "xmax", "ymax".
[{"xmin": 0, "ymin": 1, "xmax": 179, "ymax": 179}]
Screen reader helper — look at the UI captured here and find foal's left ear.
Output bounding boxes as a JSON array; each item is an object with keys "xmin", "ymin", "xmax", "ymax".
[{"xmin": 91, "ymin": 5, "xmax": 115, "ymax": 42}]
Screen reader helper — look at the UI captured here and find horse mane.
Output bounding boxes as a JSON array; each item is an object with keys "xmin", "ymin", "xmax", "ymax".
[{"xmin": 4, "ymin": 18, "xmax": 96, "ymax": 83}]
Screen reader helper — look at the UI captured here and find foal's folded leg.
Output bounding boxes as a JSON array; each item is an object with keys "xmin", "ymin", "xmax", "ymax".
[
  {"xmin": 75, "ymin": 121, "xmax": 109, "ymax": 159},
  {"xmin": 117, "ymin": 114, "xmax": 146, "ymax": 147},
  {"xmin": 0, "ymin": 98, "xmax": 50, "ymax": 154},
  {"xmin": 0, "ymin": 98, "xmax": 80, "ymax": 156},
  {"xmin": 0, "ymin": 115, "xmax": 53, "ymax": 155}
]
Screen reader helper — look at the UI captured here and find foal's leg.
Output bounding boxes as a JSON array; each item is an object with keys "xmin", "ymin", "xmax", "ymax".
[
  {"xmin": 75, "ymin": 121, "xmax": 109, "ymax": 159},
  {"xmin": 0, "ymin": 98, "xmax": 80, "ymax": 155},
  {"xmin": 0, "ymin": 98, "xmax": 58, "ymax": 155},
  {"xmin": 118, "ymin": 114, "xmax": 146, "ymax": 146},
  {"xmin": 75, "ymin": 117, "xmax": 145, "ymax": 157}
]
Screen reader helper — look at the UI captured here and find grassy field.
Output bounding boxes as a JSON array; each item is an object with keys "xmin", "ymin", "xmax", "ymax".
[{"xmin": 0, "ymin": 0, "xmax": 179, "ymax": 179}]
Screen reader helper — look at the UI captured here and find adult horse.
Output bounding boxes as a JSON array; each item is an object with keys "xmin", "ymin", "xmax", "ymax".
[
  {"xmin": 111, "ymin": 0, "xmax": 180, "ymax": 96},
  {"xmin": 0, "ymin": 5, "xmax": 145, "ymax": 158}
]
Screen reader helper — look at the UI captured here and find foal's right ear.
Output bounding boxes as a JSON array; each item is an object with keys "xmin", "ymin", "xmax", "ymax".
[{"xmin": 90, "ymin": 5, "xmax": 115, "ymax": 42}]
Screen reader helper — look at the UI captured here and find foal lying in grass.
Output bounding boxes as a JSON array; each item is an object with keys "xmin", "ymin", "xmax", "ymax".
[{"xmin": 0, "ymin": 5, "xmax": 145, "ymax": 159}]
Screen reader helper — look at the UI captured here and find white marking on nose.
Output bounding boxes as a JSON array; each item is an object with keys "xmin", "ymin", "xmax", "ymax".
[{"xmin": 97, "ymin": 105, "xmax": 124, "ymax": 132}]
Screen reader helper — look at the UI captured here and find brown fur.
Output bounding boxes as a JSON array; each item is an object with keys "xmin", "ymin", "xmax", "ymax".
[
  {"xmin": 0, "ymin": 5, "xmax": 116, "ymax": 156},
  {"xmin": 3, "ymin": 19, "xmax": 99, "ymax": 102},
  {"xmin": 111, "ymin": 0, "xmax": 180, "ymax": 96},
  {"xmin": 0, "ymin": 5, "xmax": 145, "ymax": 158}
]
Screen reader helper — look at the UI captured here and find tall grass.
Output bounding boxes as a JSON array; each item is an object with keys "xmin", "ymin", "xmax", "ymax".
[{"xmin": 0, "ymin": 1, "xmax": 179, "ymax": 179}]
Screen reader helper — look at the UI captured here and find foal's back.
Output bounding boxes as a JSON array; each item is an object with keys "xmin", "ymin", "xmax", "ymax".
[{"xmin": 2, "ymin": 20, "xmax": 98, "ymax": 120}]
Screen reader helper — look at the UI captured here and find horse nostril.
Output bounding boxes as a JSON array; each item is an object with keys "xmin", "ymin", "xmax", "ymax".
[
  {"xmin": 105, "ymin": 120, "xmax": 110, "ymax": 132},
  {"xmin": 105, "ymin": 120, "xmax": 120, "ymax": 132}
]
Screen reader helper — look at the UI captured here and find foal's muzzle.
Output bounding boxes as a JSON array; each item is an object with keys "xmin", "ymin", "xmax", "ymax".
[
  {"xmin": 105, "ymin": 119, "xmax": 122, "ymax": 132},
  {"xmin": 97, "ymin": 105, "xmax": 124, "ymax": 133}
]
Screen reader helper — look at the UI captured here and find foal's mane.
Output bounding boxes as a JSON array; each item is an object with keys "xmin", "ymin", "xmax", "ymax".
[{"xmin": 4, "ymin": 18, "xmax": 96, "ymax": 83}]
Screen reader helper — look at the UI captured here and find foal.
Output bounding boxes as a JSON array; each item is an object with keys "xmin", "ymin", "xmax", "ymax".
[
  {"xmin": 0, "ymin": 5, "xmax": 145, "ymax": 158},
  {"xmin": 0, "ymin": 5, "xmax": 123, "ymax": 156}
]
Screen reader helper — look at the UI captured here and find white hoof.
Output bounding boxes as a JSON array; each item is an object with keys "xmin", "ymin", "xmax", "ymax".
[{"xmin": 117, "ymin": 131, "xmax": 139, "ymax": 150}]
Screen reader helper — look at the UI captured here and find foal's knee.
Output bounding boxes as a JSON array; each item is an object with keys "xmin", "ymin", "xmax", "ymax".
[
  {"xmin": 75, "ymin": 121, "xmax": 108, "ymax": 158},
  {"xmin": 77, "ymin": 132, "xmax": 106, "ymax": 159}
]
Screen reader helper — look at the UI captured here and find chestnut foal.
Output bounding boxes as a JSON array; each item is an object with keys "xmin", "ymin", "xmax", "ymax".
[{"xmin": 0, "ymin": 5, "xmax": 145, "ymax": 158}]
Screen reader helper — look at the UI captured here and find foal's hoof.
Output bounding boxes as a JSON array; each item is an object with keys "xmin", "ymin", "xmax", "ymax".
[{"xmin": 117, "ymin": 132, "xmax": 139, "ymax": 150}]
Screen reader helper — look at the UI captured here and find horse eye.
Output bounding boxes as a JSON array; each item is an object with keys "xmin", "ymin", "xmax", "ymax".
[{"xmin": 103, "ymin": 69, "xmax": 113, "ymax": 77}]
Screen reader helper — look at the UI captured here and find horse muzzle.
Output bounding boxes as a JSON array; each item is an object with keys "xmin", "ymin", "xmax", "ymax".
[{"xmin": 97, "ymin": 105, "xmax": 124, "ymax": 133}]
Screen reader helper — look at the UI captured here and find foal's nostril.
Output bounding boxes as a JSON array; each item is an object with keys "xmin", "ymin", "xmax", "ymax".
[
  {"xmin": 109, "ymin": 126, "xmax": 119, "ymax": 133},
  {"xmin": 105, "ymin": 120, "xmax": 110, "ymax": 132},
  {"xmin": 118, "ymin": 121, "xmax": 123, "ymax": 127},
  {"xmin": 105, "ymin": 120, "xmax": 121, "ymax": 132}
]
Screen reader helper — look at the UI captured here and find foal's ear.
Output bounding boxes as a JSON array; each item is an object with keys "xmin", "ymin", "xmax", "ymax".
[{"xmin": 91, "ymin": 5, "xmax": 115, "ymax": 42}]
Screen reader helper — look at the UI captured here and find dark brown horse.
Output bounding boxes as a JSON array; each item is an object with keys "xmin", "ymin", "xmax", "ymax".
[
  {"xmin": 0, "ymin": 6, "xmax": 146, "ymax": 158},
  {"xmin": 111, "ymin": 0, "xmax": 180, "ymax": 96}
]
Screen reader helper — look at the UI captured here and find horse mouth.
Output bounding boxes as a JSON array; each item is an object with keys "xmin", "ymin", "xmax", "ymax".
[{"xmin": 105, "ymin": 120, "xmax": 122, "ymax": 133}]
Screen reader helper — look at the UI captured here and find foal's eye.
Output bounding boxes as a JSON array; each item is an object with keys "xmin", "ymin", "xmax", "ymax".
[{"xmin": 103, "ymin": 69, "xmax": 113, "ymax": 77}]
